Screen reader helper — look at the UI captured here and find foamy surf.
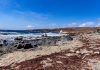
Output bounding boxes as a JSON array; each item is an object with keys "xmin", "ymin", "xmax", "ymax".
[{"xmin": 0, "ymin": 31, "xmax": 61, "ymax": 40}]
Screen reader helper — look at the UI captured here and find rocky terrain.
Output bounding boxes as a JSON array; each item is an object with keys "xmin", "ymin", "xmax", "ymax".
[{"xmin": 0, "ymin": 31, "xmax": 100, "ymax": 70}]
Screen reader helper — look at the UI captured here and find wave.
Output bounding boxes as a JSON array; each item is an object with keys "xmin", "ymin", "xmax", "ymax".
[{"xmin": 0, "ymin": 31, "xmax": 60, "ymax": 40}]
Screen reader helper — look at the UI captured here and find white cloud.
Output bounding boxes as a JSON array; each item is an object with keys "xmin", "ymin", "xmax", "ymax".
[
  {"xmin": 26, "ymin": 25, "xmax": 35, "ymax": 29},
  {"xmin": 95, "ymin": 22, "xmax": 100, "ymax": 27},
  {"xmin": 79, "ymin": 22, "xmax": 95, "ymax": 27},
  {"xmin": 97, "ymin": 18, "xmax": 100, "ymax": 20},
  {"xmin": 0, "ymin": 10, "xmax": 51, "ymax": 29},
  {"xmin": 66, "ymin": 21, "xmax": 100, "ymax": 27},
  {"xmin": 67, "ymin": 22, "xmax": 78, "ymax": 27},
  {"xmin": 48, "ymin": 21, "xmax": 100, "ymax": 28},
  {"xmin": 49, "ymin": 23, "xmax": 58, "ymax": 28}
]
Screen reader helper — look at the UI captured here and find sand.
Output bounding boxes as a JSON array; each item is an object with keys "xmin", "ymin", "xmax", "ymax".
[{"xmin": 0, "ymin": 39, "xmax": 83, "ymax": 66}]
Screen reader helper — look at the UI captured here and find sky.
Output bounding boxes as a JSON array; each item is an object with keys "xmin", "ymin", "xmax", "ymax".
[{"xmin": 0, "ymin": 0, "xmax": 100, "ymax": 30}]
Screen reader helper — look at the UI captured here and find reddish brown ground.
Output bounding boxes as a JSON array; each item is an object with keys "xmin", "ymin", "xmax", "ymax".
[
  {"xmin": 29, "ymin": 27, "xmax": 100, "ymax": 33},
  {"xmin": 0, "ymin": 50, "xmax": 89, "ymax": 70},
  {"xmin": 1, "ymin": 34, "xmax": 100, "ymax": 70},
  {"xmin": 52, "ymin": 27, "xmax": 100, "ymax": 33}
]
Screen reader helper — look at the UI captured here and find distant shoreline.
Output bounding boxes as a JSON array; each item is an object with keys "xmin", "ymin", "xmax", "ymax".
[{"xmin": 0, "ymin": 27, "xmax": 100, "ymax": 33}]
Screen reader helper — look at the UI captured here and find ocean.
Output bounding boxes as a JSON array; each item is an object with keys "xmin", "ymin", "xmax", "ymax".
[{"xmin": 0, "ymin": 30, "xmax": 60, "ymax": 40}]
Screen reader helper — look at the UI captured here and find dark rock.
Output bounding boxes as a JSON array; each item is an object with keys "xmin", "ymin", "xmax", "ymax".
[
  {"xmin": 3, "ymin": 40, "xmax": 8, "ymax": 46},
  {"xmin": 14, "ymin": 37, "xmax": 23, "ymax": 41},
  {"xmin": 0, "ymin": 40, "xmax": 3, "ymax": 47},
  {"xmin": 34, "ymin": 44, "xmax": 38, "ymax": 47},
  {"xmin": 68, "ymin": 33, "xmax": 77, "ymax": 36},
  {"xmin": 17, "ymin": 44, "xmax": 24, "ymax": 49},
  {"xmin": 24, "ymin": 43, "xmax": 33, "ymax": 49},
  {"xmin": 21, "ymin": 41, "xmax": 24, "ymax": 43},
  {"xmin": 0, "ymin": 44, "xmax": 3, "ymax": 47},
  {"xmin": 0, "ymin": 36, "xmax": 62, "ymax": 54},
  {"xmin": 66, "ymin": 36, "xmax": 73, "ymax": 41},
  {"xmin": 36, "ymin": 40, "xmax": 43, "ymax": 45},
  {"xmin": 41, "ymin": 33, "xmax": 47, "ymax": 37},
  {"xmin": 61, "ymin": 36, "xmax": 73, "ymax": 41}
]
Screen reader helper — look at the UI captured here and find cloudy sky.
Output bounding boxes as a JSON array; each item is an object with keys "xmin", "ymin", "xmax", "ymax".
[{"xmin": 0, "ymin": 0, "xmax": 100, "ymax": 30}]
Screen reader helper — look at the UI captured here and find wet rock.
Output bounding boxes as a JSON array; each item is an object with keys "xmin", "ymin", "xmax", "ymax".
[
  {"xmin": 24, "ymin": 43, "xmax": 33, "ymax": 49},
  {"xmin": 41, "ymin": 33, "xmax": 48, "ymax": 37},
  {"xmin": 68, "ymin": 33, "xmax": 77, "ymax": 36},
  {"xmin": 17, "ymin": 44, "xmax": 24, "ymax": 49},
  {"xmin": 0, "ymin": 44, "xmax": 3, "ymax": 47},
  {"xmin": 0, "ymin": 36, "xmax": 62, "ymax": 54},
  {"xmin": 3, "ymin": 40, "xmax": 8, "ymax": 46},
  {"xmin": 34, "ymin": 44, "xmax": 38, "ymax": 48},
  {"xmin": 0, "ymin": 40, "xmax": 3, "ymax": 47},
  {"xmin": 14, "ymin": 36, "xmax": 23, "ymax": 41},
  {"xmin": 36, "ymin": 39, "xmax": 43, "ymax": 45},
  {"xmin": 66, "ymin": 36, "xmax": 73, "ymax": 41},
  {"xmin": 61, "ymin": 36, "xmax": 73, "ymax": 41}
]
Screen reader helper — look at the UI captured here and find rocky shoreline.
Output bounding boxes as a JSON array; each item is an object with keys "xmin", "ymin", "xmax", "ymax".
[
  {"xmin": 0, "ymin": 33, "xmax": 74, "ymax": 56},
  {"xmin": 0, "ymin": 31, "xmax": 100, "ymax": 70}
]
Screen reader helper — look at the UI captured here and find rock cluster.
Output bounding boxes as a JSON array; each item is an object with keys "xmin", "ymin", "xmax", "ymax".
[
  {"xmin": 1, "ymin": 32, "xmax": 100, "ymax": 70},
  {"xmin": 0, "ymin": 35, "xmax": 74, "ymax": 56}
]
